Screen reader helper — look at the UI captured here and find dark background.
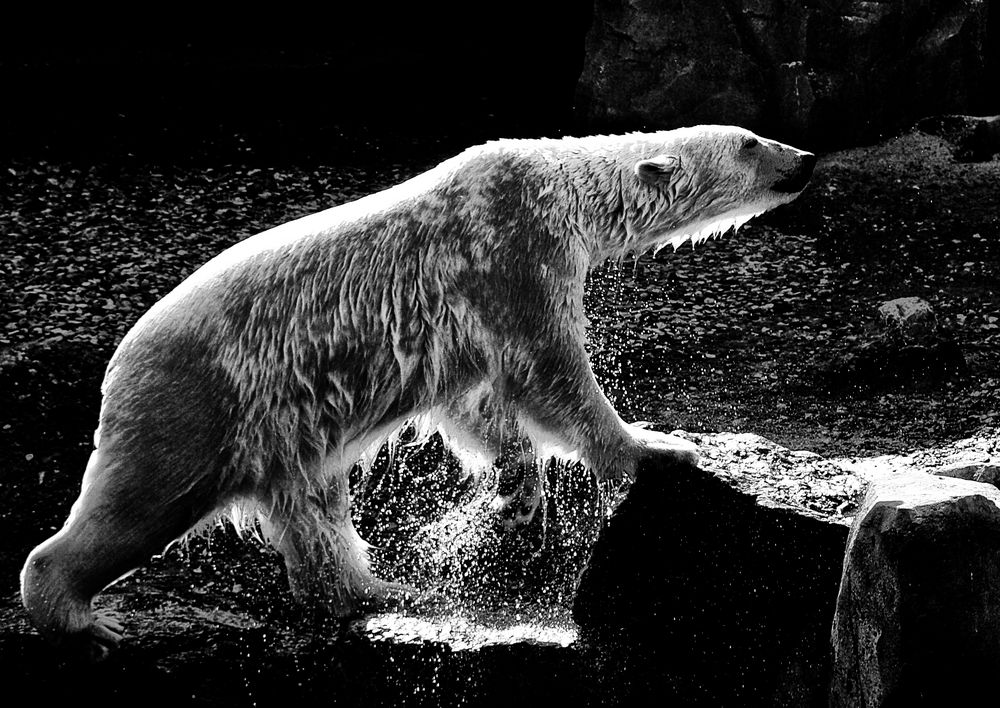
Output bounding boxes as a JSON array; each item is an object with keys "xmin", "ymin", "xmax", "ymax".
[
  {"xmin": 0, "ymin": 4, "xmax": 593, "ymax": 164},
  {"xmin": 4, "ymin": 2, "xmax": 998, "ymax": 163}
]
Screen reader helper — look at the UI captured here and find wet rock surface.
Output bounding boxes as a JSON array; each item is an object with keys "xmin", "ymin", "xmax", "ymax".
[
  {"xmin": 575, "ymin": 433, "xmax": 853, "ymax": 706},
  {"xmin": 835, "ymin": 428, "xmax": 1000, "ymax": 482},
  {"xmin": 1, "ymin": 589, "xmax": 589, "ymax": 707},
  {"xmin": 830, "ymin": 469, "xmax": 1000, "ymax": 707},
  {"xmin": 576, "ymin": 0, "xmax": 997, "ymax": 148}
]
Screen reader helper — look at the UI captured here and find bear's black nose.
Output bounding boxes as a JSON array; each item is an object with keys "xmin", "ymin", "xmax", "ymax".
[
  {"xmin": 772, "ymin": 152, "xmax": 816, "ymax": 193},
  {"xmin": 801, "ymin": 152, "xmax": 817, "ymax": 176}
]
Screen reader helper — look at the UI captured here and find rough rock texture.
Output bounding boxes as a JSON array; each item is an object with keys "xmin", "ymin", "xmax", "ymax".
[
  {"xmin": 836, "ymin": 427, "xmax": 1000, "ymax": 482},
  {"xmin": 572, "ymin": 429, "xmax": 1000, "ymax": 705},
  {"xmin": 916, "ymin": 113, "xmax": 1000, "ymax": 161},
  {"xmin": 877, "ymin": 296, "xmax": 935, "ymax": 333},
  {"xmin": 0, "ymin": 588, "xmax": 587, "ymax": 708},
  {"xmin": 575, "ymin": 0, "xmax": 997, "ymax": 148},
  {"xmin": 934, "ymin": 460, "xmax": 1000, "ymax": 485},
  {"xmin": 574, "ymin": 431, "xmax": 854, "ymax": 707},
  {"xmin": 829, "ymin": 469, "xmax": 1000, "ymax": 707},
  {"xmin": 817, "ymin": 297, "xmax": 966, "ymax": 393}
]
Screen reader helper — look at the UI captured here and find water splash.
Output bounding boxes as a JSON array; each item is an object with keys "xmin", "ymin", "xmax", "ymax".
[
  {"xmin": 585, "ymin": 259, "xmax": 645, "ymax": 417},
  {"xmin": 353, "ymin": 440, "xmax": 619, "ymax": 637}
]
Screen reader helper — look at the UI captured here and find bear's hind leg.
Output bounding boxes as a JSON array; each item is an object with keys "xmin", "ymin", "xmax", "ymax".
[
  {"xmin": 490, "ymin": 439, "xmax": 544, "ymax": 528},
  {"xmin": 259, "ymin": 457, "xmax": 413, "ymax": 618},
  {"xmin": 20, "ymin": 443, "xmax": 224, "ymax": 661}
]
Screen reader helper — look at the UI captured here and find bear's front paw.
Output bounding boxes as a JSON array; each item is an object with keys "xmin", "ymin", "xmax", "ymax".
[{"xmin": 628, "ymin": 424, "xmax": 700, "ymax": 468}]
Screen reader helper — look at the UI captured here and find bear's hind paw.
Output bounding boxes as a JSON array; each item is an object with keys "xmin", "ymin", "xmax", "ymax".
[
  {"xmin": 490, "ymin": 486, "xmax": 543, "ymax": 529},
  {"xmin": 491, "ymin": 455, "xmax": 543, "ymax": 528}
]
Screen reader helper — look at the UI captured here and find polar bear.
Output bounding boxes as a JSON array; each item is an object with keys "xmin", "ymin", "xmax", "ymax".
[{"xmin": 21, "ymin": 125, "xmax": 814, "ymax": 659}]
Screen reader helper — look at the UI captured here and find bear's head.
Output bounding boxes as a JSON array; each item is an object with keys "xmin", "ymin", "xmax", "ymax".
[{"xmin": 621, "ymin": 125, "xmax": 815, "ymax": 254}]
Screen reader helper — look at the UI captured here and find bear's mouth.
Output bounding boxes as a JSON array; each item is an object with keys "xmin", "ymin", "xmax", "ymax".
[
  {"xmin": 772, "ymin": 171, "xmax": 812, "ymax": 194},
  {"xmin": 772, "ymin": 154, "xmax": 817, "ymax": 194}
]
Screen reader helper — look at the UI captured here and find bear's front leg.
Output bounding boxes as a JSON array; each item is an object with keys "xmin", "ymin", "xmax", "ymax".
[{"xmin": 508, "ymin": 333, "xmax": 699, "ymax": 481}]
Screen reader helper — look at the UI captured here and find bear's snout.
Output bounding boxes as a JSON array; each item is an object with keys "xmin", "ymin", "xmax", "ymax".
[{"xmin": 772, "ymin": 151, "xmax": 816, "ymax": 194}]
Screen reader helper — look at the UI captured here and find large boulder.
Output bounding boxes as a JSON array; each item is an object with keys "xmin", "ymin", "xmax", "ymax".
[
  {"xmin": 575, "ymin": 0, "xmax": 996, "ymax": 148},
  {"xmin": 816, "ymin": 297, "xmax": 966, "ymax": 393},
  {"xmin": 574, "ymin": 431, "xmax": 856, "ymax": 706},
  {"xmin": 830, "ymin": 469, "xmax": 1000, "ymax": 706},
  {"xmin": 916, "ymin": 113, "xmax": 1000, "ymax": 161}
]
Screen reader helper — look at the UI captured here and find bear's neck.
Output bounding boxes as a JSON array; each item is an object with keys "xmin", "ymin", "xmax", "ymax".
[{"xmin": 528, "ymin": 143, "xmax": 633, "ymax": 269}]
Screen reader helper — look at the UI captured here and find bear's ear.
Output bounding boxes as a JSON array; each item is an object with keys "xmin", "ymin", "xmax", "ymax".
[{"xmin": 634, "ymin": 155, "xmax": 681, "ymax": 186}]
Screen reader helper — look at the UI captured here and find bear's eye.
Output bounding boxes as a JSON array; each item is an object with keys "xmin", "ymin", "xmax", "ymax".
[{"xmin": 742, "ymin": 137, "xmax": 759, "ymax": 150}]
